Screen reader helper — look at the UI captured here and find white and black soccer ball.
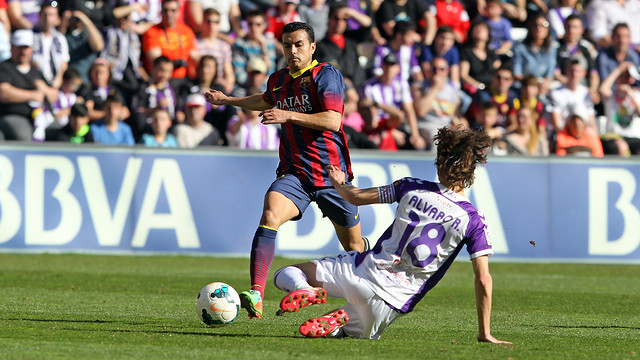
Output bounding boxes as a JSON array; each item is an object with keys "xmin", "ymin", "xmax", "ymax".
[{"xmin": 195, "ymin": 282, "xmax": 241, "ymax": 327}]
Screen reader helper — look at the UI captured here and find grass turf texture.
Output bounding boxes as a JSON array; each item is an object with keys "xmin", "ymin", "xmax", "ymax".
[{"xmin": 0, "ymin": 254, "xmax": 638, "ymax": 360}]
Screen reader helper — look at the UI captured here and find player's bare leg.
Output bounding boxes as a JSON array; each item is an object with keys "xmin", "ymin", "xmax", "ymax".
[
  {"xmin": 241, "ymin": 191, "xmax": 300, "ymax": 319},
  {"xmin": 333, "ymin": 221, "xmax": 366, "ymax": 252}
]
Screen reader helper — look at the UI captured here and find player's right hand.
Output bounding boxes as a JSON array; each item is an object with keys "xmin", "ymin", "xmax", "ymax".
[
  {"xmin": 325, "ymin": 165, "xmax": 346, "ymax": 187},
  {"xmin": 204, "ymin": 89, "xmax": 227, "ymax": 105}
]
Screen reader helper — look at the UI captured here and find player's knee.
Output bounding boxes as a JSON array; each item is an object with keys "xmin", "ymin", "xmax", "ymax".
[{"xmin": 260, "ymin": 208, "xmax": 284, "ymax": 229}]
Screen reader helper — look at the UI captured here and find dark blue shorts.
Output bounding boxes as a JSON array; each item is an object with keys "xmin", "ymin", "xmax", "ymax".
[{"xmin": 267, "ymin": 173, "xmax": 360, "ymax": 228}]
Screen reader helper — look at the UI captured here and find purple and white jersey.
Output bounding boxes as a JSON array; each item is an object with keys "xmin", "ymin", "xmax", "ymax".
[{"xmin": 354, "ymin": 177, "xmax": 493, "ymax": 313}]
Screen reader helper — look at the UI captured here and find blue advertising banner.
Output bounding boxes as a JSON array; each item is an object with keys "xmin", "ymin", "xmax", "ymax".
[{"xmin": 0, "ymin": 144, "xmax": 639, "ymax": 263}]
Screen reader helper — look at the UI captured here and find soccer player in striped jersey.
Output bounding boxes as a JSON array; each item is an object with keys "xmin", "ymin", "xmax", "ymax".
[
  {"xmin": 274, "ymin": 126, "xmax": 511, "ymax": 343},
  {"xmin": 205, "ymin": 21, "xmax": 366, "ymax": 319}
]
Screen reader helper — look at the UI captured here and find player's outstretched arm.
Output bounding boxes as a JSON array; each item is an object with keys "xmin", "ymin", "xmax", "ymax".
[
  {"xmin": 326, "ymin": 165, "xmax": 381, "ymax": 206},
  {"xmin": 472, "ymin": 255, "xmax": 512, "ymax": 344},
  {"xmin": 204, "ymin": 89, "xmax": 272, "ymax": 111}
]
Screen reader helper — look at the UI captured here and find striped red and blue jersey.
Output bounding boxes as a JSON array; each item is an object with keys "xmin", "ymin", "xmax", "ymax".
[{"xmin": 262, "ymin": 60, "xmax": 353, "ymax": 188}]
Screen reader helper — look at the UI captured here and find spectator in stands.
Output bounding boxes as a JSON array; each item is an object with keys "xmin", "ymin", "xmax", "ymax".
[
  {"xmin": 334, "ymin": 0, "xmax": 375, "ymax": 43},
  {"xmin": 481, "ymin": 0, "xmax": 512, "ymax": 57},
  {"xmin": 430, "ymin": 0, "xmax": 470, "ymax": 43},
  {"xmin": 473, "ymin": 101, "xmax": 507, "ymax": 154},
  {"xmin": 7, "ymin": 0, "xmax": 40, "ymax": 29},
  {"xmin": 59, "ymin": 7, "xmax": 105, "ymax": 85},
  {"xmin": 514, "ymin": 75, "xmax": 547, "ymax": 134},
  {"xmin": 513, "ymin": 14, "xmax": 557, "ymax": 95},
  {"xmin": 32, "ymin": 1, "xmax": 69, "ymax": 89},
  {"xmin": 470, "ymin": 65, "xmax": 517, "ymax": 131},
  {"xmin": 555, "ymin": 14, "xmax": 600, "ymax": 104},
  {"xmin": 185, "ymin": 0, "xmax": 244, "ymax": 44},
  {"xmin": 548, "ymin": 0, "xmax": 580, "ymax": 40},
  {"xmin": 140, "ymin": 108, "xmax": 179, "ymax": 147},
  {"xmin": 101, "ymin": 10, "xmax": 146, "ymax": 108},
  {"xmin": 0, "ymin": 29, "xmax": 58, "ymax": 141},
  {"xmin": 501, "ymin": 106, "xmax": 549, "ymax": 156},
  {"xmin": 479, "ymin": 0, "xmax": 526, "ymax": 23},
  {"xmin": 460, "ymin": 19, "xmax": 501, "ymax": 95},
  {"xmin": 375, "ymin": 0, "xmax": 435, "ymax": 45},
  {"xmin": 419, "ymin": 26, "xmax": 460, "ymax": 88},
  {"xmin": 547, "ymin": 57, "xmax": 596, "ymax": 132},
  {"xmin": 596, "ymin": 23, "xmax": 640, "ymax": 84},
  {"xmin": 90, "ymin": 92, "xmax": 135, "ymax": 145},
  {"xmin": 265, "ymin": 0, "xmax": 301, "ymax": 53},
  {"xmin": 184, "ymin": 55, "xmax": 238, "ymax": 145},
  {"xmin": 197, "ymin": 8, "xmax": 235, "ymax": 94},
  {"xmin": 555, "ymin": 105, "xmax": 604, "ymax": 157},
  {"xmin": 113, "ymin": 0, "xmax": 160, "ymax": 35},
  {"xmin": 360, "ymin": 52, "xmax": 425, "ymax": 151},
  {"xmin": 586, "ymin": 0, "xmax": 640, "ymax": 48},
  {"xmin": 315, "ymin": 2, "xmax": 366, "ymax": 90},
  {"xmin": 0, "ymin": 0, "xmax": 11, "ymax": 61},
  {"xmin": 134, "ymin": 56, "xmax": 183, "ymax": 139},
  {"xmin": 142, "ymin": 0, "xmax": 198, "ymax": 79},
  {"xmin": 227, "ymin": 88, "xmax": 280, "ymax": 150},
  {"xmin": 232, "ymin": 9, "xmax": 277, "ymax": 94},
  {"xmin": 174, "ymin": 93, "xmax": 220, "ymax": 147},
  {"xmin": 51, "ymin": 67, "xmax": 89, "ymax": 128},
  {"xmin": 45, "ymin": 102, "xmax": 94, "ymax": 144},
  {"xmin": 412, "ymin": 57, "xmax": 460, "ymax": 150},
  {"xmin": 67, "ymin": 0, "xmax": 115, "ymax": 32},
  {"xmin": 371, "ymin": 21, "xmax": 423, "ymax": 84},
  {"xmin": 298, "ymin": 0, "xmax": 329, "ymax": 42},
  {"xmin": 599, "ymin": 61, "xmax": 640, "ymax": 155},
  {"xmin": 342, "ymin": 77, "xmax": 378, "ymax": 149},
  {"xmin": 87, "ymin": 57, "xmax": 118, "ymax": 122}
]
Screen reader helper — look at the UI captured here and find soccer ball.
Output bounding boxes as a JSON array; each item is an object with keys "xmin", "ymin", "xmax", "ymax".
[{"xmin": 195, "ymin": 282, "xmax": 241, "ymax": 327}]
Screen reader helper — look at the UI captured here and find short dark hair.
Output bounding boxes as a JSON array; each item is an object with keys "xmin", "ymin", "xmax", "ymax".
[
  {"xmin": 63, "ymin": 67, "xmax": 81, "ymax": 82},
  {"xmin": 246, "ymin": 9, "xmax": 264, "ymax": 19},
  {"xmin": 564, "ymin": 14, "xmax": 582, "ymax": 25},
  {"xmin": 393, "ymin": 21, "xmax": 413, "ymax": 36},
  {"xmin": 282, "ymin": 22, "xmax": 315, "ymax": 43},
  {"xmin": 435, "ymin": 26, "xmax": 454, "ymax": 37},
  {"xmin": 153, "ymin": 55, "xmax": 173, "ymax": 68},
  {"xmin": 613, "ymin": 22, "xmax": 630, "ymax": 35},
  {"xmin": 106, "ymin": 92, "xmax": 124, "ymax": 105},
  {"xmin": 70, "ymin": 103, "xmax": 89, "ymax": 118},
  {"xmin": 329, "ymin": 1, "xmax": 348, "ymax": 17}
]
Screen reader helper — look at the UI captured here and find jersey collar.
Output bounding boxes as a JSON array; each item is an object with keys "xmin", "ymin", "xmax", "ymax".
[{"xmin": 289, "ymin": 60, "xmax": 318, "ymax": 78}]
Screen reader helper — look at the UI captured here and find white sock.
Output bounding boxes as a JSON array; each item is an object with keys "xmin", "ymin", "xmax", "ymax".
[{"xmin": 273, "ymin": 266, "xmax": 311, "ymax": 292}]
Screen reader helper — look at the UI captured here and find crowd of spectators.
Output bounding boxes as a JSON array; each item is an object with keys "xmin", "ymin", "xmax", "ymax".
[{"xmin": 1, "ymin": 0, "xmax": 639, "ymax": 157}]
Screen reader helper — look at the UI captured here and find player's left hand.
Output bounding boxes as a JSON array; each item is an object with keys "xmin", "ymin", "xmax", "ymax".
[{"xmin": 260, "ymin": 109, "xmax": 288, "ymax": 125}]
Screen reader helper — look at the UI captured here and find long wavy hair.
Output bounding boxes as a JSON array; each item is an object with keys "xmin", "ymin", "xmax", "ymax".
[
  {"xmin": 523, "ymin": 13, "xmax": 553, "ymax": 52},
  {"xmin": 434, "ymin": 127, "xmax": 492, "ymax": 191}
]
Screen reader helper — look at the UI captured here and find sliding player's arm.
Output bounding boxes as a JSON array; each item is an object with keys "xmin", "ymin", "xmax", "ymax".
[
  {"xmin": 326, "ymin": 165, "xmax": 382, "ymax": 206},
  {"xmin": 472, "ymin": 255, "xmax": 511, "ymax": 344}
]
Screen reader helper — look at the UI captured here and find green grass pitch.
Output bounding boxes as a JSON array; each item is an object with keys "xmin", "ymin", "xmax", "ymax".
[{"xmin": 0, "ymin": 253, "xmax": 638, "ymax": 359}]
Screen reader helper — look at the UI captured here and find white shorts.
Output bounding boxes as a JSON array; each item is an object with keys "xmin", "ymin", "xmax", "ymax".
[{"xmin": 312, "ymin": 251, "xmax": 404, "ymax": 339}]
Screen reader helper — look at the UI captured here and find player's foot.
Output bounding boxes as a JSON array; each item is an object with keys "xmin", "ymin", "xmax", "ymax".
[
  {"xmin": 280, "ymin": 288, "xmax": 327, "ymax": 313},
  {"xmin": 299, "ymin": 309, "xmax": 349, "ymax": 338},
  {"xmin": 362, "ymin": 236, "xmax": 371, "ymax": 251},
  {"xmin": 239, "ymin": 289, "xmax": 263, "ymax": 319}
]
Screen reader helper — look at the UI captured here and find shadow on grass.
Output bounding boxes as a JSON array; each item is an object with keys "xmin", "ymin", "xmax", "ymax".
[
  {"xmin": 3, "ymin": 317, "xmax": 300, "ymax": 339},
  {"xmin": 525, "ymin": 324, "xmax": 640, "ymax": 331}
]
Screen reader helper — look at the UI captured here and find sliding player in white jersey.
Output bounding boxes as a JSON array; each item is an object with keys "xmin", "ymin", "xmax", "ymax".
[{"xmin": 273, "ymin": 126, "xmax": 511, "ymax": 343}]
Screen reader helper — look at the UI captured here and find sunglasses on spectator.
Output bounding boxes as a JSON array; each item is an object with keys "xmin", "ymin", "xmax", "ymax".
[{"xmin": 332, "ymin": 16, "xmax": 348, "ymax": 21}]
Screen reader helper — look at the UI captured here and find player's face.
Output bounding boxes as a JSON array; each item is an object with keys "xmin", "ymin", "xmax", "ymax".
[{"xmin": 282, "ymin": 29, "xmax": 316, "ymax": 72}]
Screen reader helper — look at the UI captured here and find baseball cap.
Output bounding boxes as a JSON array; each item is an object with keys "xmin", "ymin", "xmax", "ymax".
[
  {"xmin": 11, "ymin": 29, "xmax": 34, "ymax": 47},
  {"xmin": 247, "ymin": 57, "xmax": 268, "ymax": 74},
  {"xmin": 570, "ymin": 105, "xmax": 590, "ymax": 122},
  {"xmin": 383, "ymin": 53, "xmax": 399, "ymax": 65},
  {"xmin": 628, "ymin": 65, "xmax": 640, "ymax": 81},
  {"xmin": 186, "ymin": 93, "xmax": 207, "ymax": 107}
]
